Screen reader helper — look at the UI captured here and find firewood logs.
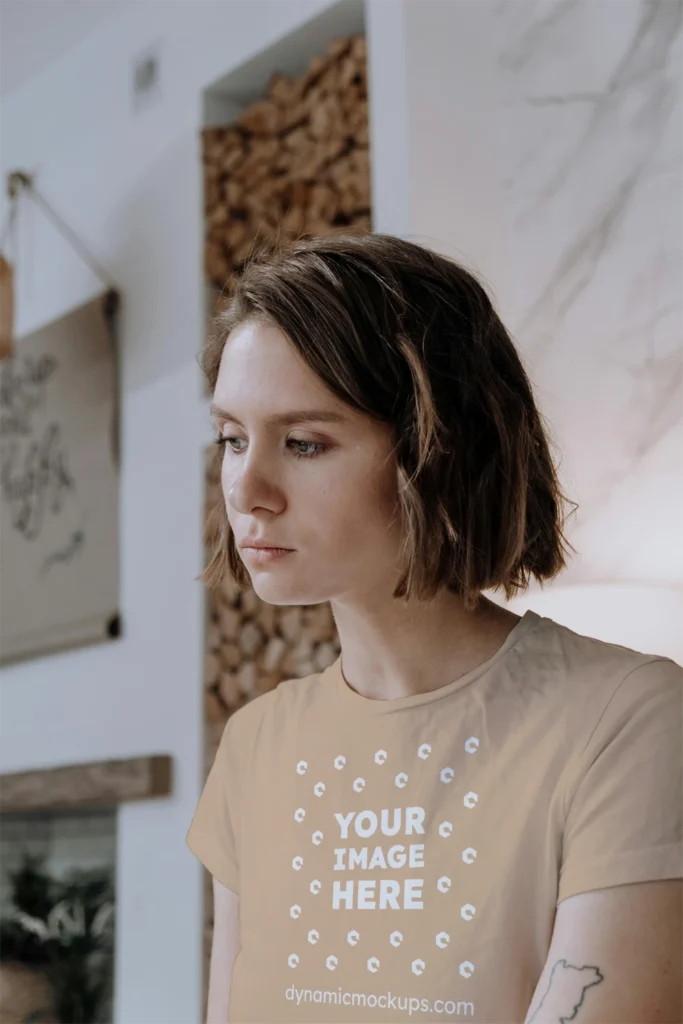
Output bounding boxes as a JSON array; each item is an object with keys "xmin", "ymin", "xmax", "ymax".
[{"xmin": 202, "ymin": 33, "xmax": 371, "ymax": 295}]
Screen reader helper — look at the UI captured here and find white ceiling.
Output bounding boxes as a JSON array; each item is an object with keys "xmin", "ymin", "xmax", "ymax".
[{"xmin": 0, "ymin": 0, "xmax": 131, "ymax": 98}]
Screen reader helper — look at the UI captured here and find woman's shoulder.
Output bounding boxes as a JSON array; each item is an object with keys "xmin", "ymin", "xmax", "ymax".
[
  {"xmin": 523, "ymin": 610, "xmax": 678, "ymax": 678},
  {"xmin": 227, "ymin": 662, "xmax": 333, "ymax": 732},
  {"xmin": 520, "ymin": 612, "xmax": 681, "ymax": 731}
]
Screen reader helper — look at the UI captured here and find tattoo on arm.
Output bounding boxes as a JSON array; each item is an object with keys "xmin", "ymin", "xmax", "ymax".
[{"xmin": 526, "ymin": 959, "xmax": 605, "ymax": 1023}]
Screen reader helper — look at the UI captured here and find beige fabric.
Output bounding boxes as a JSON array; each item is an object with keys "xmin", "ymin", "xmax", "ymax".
[{"xmin": 186, "ymin": 609, "xmax": 682, "ymax": 1023}]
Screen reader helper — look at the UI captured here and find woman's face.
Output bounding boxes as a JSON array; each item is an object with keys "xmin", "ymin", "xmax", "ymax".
[{"xmin": 211, "ymin": 319, "xmax": 403, "ymax": 606}]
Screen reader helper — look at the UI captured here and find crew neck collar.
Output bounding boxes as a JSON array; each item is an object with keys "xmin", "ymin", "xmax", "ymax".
[{"xmin": 325, "ymin": 609, "xmax": 542, "ymax": 716}]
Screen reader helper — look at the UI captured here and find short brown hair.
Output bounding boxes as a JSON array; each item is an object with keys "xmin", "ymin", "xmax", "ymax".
[{"xmin": 198, "ymin": 232, "xmax": 577, "ymax": 611}]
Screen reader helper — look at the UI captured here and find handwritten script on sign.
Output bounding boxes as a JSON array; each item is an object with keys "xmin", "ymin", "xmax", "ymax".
[{"xmin": 0, "ymin": 291, "xmax": 121, "ymax": 665}]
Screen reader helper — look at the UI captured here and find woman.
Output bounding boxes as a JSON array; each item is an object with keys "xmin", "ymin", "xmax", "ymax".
[{"xmin": 186, "ymin": 234, "xmax": 682, "ymax": 1024}]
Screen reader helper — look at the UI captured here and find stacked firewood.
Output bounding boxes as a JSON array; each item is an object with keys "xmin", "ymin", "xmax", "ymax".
[{"xmin": 202, "ymin": 33, "xmax": 371, "ymax": 294}]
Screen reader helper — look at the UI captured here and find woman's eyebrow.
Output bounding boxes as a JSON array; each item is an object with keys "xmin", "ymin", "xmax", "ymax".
[{"xmin": 209, "ymin": 404, "xmax": 349, "ymax": 428}]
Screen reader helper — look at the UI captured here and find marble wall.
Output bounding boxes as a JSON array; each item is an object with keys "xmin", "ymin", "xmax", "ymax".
[{"xmin": 495, "ymin": 0, "xmax": 682, "ymax": 590}]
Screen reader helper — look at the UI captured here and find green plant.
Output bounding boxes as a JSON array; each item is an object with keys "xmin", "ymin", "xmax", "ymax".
[{"xmin": 0, "ymin": 851, "xmax": 115, "ymax": 1024}]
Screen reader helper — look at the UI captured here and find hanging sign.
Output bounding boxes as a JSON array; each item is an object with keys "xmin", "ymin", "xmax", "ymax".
[{"xmin": 0, "ymin": 290, "xmax": 121, "ymax": 664}]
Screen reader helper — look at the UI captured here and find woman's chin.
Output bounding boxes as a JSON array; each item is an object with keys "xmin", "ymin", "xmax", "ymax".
[{"xmin": 249, "ymin": 575, "xmax": 326, "ymax": 608}]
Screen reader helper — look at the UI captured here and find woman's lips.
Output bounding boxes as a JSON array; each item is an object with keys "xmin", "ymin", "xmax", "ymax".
[{"xmin": 242, "ymin": 546, "xmax": 294, "ymax": 564}]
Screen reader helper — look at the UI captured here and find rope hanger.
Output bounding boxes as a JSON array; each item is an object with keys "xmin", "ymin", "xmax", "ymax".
[
  {"xmin": 0, "ymin": 171, "xmax": 121, "ymax": 358},
  {"xmin": 1, "ymin": 169, "xmax": 120, "ymax": 292}
]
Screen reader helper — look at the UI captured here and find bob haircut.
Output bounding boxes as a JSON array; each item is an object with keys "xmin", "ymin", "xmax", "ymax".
[{"xmin": 198, "ymin": 232, "xmax": 577, "ymax": 612}]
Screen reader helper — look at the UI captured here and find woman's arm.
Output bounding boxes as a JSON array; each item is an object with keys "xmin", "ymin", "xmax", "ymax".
[{"xmin": 206, "ymin": 876, "xmax": 241, "ymax": 1024}]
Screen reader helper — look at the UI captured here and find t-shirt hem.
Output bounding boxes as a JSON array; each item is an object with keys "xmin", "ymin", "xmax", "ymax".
[
  {"xmin": 557, "ymin": 841, "xmax": 682, "ymax": 905},
  {"xmin": 186, "ymin": 833, "xmax": 240, "ymax": 894}
]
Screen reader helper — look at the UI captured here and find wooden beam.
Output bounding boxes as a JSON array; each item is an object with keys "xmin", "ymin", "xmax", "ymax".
[{"xmin": 0, "ymin": 754, "xmax": 172, "ymax": 813}]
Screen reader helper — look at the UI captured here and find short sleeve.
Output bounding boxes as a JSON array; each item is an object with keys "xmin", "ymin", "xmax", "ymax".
[
  {"xmin": 557, "ymin": 656, "xmax": 683, "ymax": 906},
  {"xmin": 186, "ymin": 712, "xmax": 242, "ymax": 894}
]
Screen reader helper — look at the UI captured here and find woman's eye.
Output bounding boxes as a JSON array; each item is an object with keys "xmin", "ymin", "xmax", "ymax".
[
  {"xmin": 289, "ymin": 440, "xmax": 328, "ymax": 459},
  {"xmin": 213, "ymin": 436, "xmax": 245, "ymax": 452},
  {"xmin": 213, "ymin": 437, "xmax": 329, "ymax": 460}
]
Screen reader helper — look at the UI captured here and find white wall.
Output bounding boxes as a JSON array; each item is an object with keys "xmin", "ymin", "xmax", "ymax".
[
  {"xmin": 0, "ymin": 0, "xmax": 127, "ymax": 97},
  {"xmin": 0, "ymin": 3, "xmax": 342, "ymax": 1021}
]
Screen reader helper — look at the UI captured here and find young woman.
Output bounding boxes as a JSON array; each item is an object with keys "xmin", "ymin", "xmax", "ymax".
[{"xmin": 186, "ymin": 234, "xmax": 682, "ymax": 1024}]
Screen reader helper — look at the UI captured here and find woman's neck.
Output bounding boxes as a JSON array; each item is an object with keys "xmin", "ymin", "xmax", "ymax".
[{"xmin": 329, "ymin": 589, "xmax": 522, "ymax": 702}]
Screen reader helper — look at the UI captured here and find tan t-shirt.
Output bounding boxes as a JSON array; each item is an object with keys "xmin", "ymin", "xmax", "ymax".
[{"xmin": 186, "ymin": 609, "xmax": 683, "ymax": 1023}]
